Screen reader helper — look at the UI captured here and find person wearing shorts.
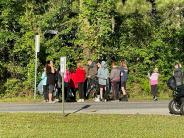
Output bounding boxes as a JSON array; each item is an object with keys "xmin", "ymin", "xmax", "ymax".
[
  {"xmin": 46, "ymin": 60, "xmax": 56, "ymax": 103},
  {"xmin": 97, "ymin": 61, "xmax": 109, "ymax": 101}
]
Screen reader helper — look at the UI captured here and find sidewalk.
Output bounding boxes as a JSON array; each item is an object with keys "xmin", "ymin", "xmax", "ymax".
[{"xmin": 0, "ymin": 100, "xmax": 170, "ymax": 115}]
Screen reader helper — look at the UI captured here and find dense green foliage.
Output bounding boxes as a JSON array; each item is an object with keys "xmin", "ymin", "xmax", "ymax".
[{"xmin": 0, "ymin": 0, "xmax": 184, "ymax": 97}]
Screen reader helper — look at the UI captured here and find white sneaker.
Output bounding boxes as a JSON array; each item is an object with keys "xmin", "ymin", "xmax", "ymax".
[
  {"xmin": 77, "ymin": 99, "xmax": 82, "ymax": 102},
  {"xmin": 94, "ymin": 98, "xmax": 100, "ymax": 102},
  {"xmin": 55, "ymin": 99, "xmax": 59, "ymax": 102},
  {"xmin": 48, "ymin": 101, "xmax": 55, "ymax": 104}
]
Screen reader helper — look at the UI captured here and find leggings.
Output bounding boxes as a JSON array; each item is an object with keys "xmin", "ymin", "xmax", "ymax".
[
  {"xmin": 78, "ymin": 82, "xmax": 84, "ymax": 99},
  {"xmin": 111, "ymin": 81, "xmax": 120, "ymax": 100},
  {"xmin": 151, "ymin": 85, "xmax": 158, "ymax": 97}
]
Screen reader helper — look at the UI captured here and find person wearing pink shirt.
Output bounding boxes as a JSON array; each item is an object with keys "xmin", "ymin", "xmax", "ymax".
[
  {"xmin": 64, "ymin": 69, "xmax": 71, "ymax": 101},
  {"xmin": 149, "ymin": 68, "xmax": 159, "ymax": 101}
]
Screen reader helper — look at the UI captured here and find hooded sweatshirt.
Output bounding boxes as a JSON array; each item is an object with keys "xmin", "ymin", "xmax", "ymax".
[
  {"xmin": 86, "ymin": 62, "xmax": 97, "ymax": 78},
  {"xmin": 110, "ymin": 66, "xmax": 120, "ymax": 82},
  {"xmin": 97, "ymin": 61, "xmax": 109, "ymax": 85}
]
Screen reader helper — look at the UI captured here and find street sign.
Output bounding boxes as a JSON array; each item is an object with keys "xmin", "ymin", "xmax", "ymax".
[
  {"xmin": 60, "ymin": 57, "xmax": 66, "ymax": 73},
  {"xmin": 35, "ymin": 35, "xmax": 40, "ymax": 53}
]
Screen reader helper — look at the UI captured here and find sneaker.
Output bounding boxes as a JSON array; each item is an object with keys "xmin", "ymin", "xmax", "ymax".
[
  {"xmin": 81, "ymin": 99, "xmax": 84, "ymax": 102},
  {"xmin": 153, "ymin": 97, "xmax": 158, "ymax": 101},
  {"xmin": 48, "ymin": 101, "xmax": 55, "ymax": 104},
  {"xmin": 77, "ymin": 99, "xmax": 82, "ymax": 102},
  {"xmin": 54, "ymin": 99, "xmax": 59, "ymax": 102},
  {"xmin": 94, "ymin": 98, "xmax": 100, "ymax": 102}
]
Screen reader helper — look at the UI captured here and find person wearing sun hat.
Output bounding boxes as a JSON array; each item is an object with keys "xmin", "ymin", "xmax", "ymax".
[{"xmin": 149, "ymin": 67, "xmax": 160, "ymax": 101}]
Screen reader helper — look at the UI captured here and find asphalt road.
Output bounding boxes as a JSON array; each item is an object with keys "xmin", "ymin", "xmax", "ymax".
[{"xmin": 0, "ymin": 100, "xmax": 171, "ymax": 115}]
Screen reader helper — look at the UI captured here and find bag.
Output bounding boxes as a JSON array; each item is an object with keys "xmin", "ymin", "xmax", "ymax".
[
  {"xmin": 174, "ymin": 69, "xmax": 183, "ymax": 86},
  {"xmin": 37, "ymin": 80, "xmax": 43, "ymax": 95},
  {"xmin": 167, "ymin": 76, "xmax": 176, "ymax": 90}
]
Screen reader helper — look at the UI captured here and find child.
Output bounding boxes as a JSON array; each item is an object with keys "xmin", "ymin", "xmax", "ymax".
[{"xmin": 149, "ymin": 68, "xmax": 159, "ymax": 101}]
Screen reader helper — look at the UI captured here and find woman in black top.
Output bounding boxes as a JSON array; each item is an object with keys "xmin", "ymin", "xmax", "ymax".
[{"xmin": 46, "ymin": 60, "xmax": 56, "ymax": 103}]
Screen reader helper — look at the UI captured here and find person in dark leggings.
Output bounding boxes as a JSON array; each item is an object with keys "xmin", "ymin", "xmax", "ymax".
[
  {"xmin": 55, "ymin": 66, "xmax": 62, "ymax": 102},
  {"xmin": 110, "ymin": 61, "xmax": 120, "ymax": 100},
  {"xmin": 75, "ymin": 62, "xmax": 86, "ymax": 102},
  {"xmin": 149, "ymin": 68, "xmax": 159, "ymax": 101}
]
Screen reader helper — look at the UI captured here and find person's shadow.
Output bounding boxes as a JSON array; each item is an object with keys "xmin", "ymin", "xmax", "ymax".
[{"xmin": 64, "ymin": 105, "xmax": 91, "ymax": 117}]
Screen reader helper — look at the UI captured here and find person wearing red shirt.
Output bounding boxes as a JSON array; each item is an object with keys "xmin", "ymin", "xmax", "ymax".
[{"xmin": 75, "ymin": 63, "xmax": 86, "ymax": 102}]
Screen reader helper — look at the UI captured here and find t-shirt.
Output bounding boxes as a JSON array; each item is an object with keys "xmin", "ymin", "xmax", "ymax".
[
  {"xmin": 150, "ymin": 72, "xmax": 159, "ymax": 85},
  {"xmin": 46, "ymin": 66, "xmax": 55, "ymax": 85},
  {"xmin": 75, "ymin": 67, "xmax": 86, "ymax": 83},
  {"xmin": 120, "ymin": 67, "xmax": 128, "ymax": 82}
]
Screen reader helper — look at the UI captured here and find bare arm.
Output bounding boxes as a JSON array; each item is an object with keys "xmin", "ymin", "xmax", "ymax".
[{"xmin": 51, "ymin": 66, "xmax": 55, "ymax": 73}]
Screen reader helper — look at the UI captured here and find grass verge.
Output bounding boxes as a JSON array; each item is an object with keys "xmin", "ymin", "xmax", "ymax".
[
  {"xmin": 0, "ymin": 113, "xmax": 184, "ymax": 138},
  {"xmin": 0, "ymin": 95, "xmax": 171, "ymax": 103},
  {"xmin": 0, "ymin": 96, "xmax": 42, "ymax": 103}
]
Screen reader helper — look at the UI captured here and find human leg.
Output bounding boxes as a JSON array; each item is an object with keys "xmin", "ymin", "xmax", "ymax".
[
  {"xmin": 48, "ymin": 84, "xmax": 54, "ymax": 102},
  {"xmin": 115, "ymin": 82, "xmax": 120, "ymax": 100},
  {"xmin": 151, "ymin": 85, "xmax": 158, "ymax": 100},
  {"xmin": 111, "ymin": 82, "xmax": 116, "ymax": 100},
  {"xmin": 43, "ymin": 85, "xmax": 48, "ymax": 101},
  {"xmin": 121, "ymin": 81, "xmax": 127, "ymax": 96},
  {"xmin": 78, "ymin": 82, "xmax": 84, "ymax": 101}
]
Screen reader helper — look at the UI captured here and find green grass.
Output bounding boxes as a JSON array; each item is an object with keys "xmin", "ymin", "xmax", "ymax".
[
  {"xmin": 0, "ymin": 96, "xmax": 43, "ymax": 103},
  {"xmin": 0, "ymin": 113, "xmax": 184, "ymax": 138}
]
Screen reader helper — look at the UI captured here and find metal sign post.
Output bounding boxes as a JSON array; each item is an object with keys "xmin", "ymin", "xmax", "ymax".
[
  {"xmin": 34, "ymin": 35, "xmax": 40, "ymax": 99},
  {"xmin": 60, "ymin": 57, "xmax": 66, "ymax": 115}
]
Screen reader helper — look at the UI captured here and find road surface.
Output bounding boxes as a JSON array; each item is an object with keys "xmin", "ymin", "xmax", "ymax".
[{"xmin": 0, "ymin": 100, "xmax": 171, "ymax": 115}]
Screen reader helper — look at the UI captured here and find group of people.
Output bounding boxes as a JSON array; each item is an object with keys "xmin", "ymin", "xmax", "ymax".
[
  {"xmin": 38, "ymin": 58, "xmax": 184, "ymax": 103},
  {"xmin": 39, "ymin": 59, "xmax": 129, "ymax": 103}
]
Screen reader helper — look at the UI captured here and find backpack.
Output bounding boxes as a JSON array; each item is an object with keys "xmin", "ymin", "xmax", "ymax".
[
  {"xmin": 167, "ymin": 76, "xmax": 176, "ymax": 90},
  {"xmin": 174, "ymin": 68, "xmax": 183, "ymax": 86},
  {"xmin": 37, "ymin": 80, "xmax": 43, "ymax": 95}
]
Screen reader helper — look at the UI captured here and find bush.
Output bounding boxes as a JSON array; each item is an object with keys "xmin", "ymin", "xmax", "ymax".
[{"xmin": 3, "ymin": 79, "xmax": 24, "ymax": 98}]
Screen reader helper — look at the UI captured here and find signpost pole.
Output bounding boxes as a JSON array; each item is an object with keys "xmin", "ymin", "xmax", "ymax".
[
  {"xmin": 60, "ymin": 57, "xmax": 66, "ymax": 116},
  {"xmin": 34, "ymin": 35, "xmax": 40, "ymax": 99},
  {"xmin": 34, "ymin": 52, "xmax": 38, "ymax": 99},
  {"xmin": 62, "ymin": 72, "xmax": 64, "ymax": 115}
]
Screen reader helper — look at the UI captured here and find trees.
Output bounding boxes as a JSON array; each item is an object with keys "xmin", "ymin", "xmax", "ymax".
[{"xmin": 0, "ymin": 0, "xmax": 184, "ymax": 97}]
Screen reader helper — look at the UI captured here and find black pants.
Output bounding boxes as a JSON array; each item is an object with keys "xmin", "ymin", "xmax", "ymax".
[
  {"xmin": 151, "ymin": 85, "xmax": 158, "ymax": 97},
  {"xmin": 43, "ymin": 85, "xmax": 48, "ymax": 101},
  {"xmin": 56, "ymin": 88, "xmax": 61, "ymax": 100},
  {"xmin": 78, "ymin": 82, "xmax": 84, "ymax": 99},
  {"xmin": 70, "ymin": 87, "xmax": 77, "ymax": 102}
]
